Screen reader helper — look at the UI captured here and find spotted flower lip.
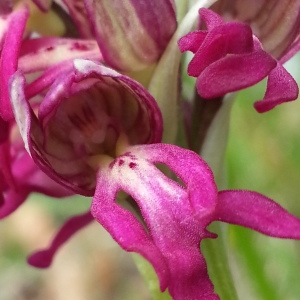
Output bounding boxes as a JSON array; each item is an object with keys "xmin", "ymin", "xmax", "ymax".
[
  {"xmin": 28, "ymin": 143, "xmax": 300, "ymax": 300},
  {"xmin": 178, "ymin": 8, "xmax": 299, "ymax": 113},
  {"xmin": 83, "ymin": 0, "xmax": 177, "ymax": 71},
  {"xmin": 9, "ymin": 59, "xmax": 163, "ymax": 195},
  {"xmin": 90, "ymin": 144, "xmax": 300, "ymax": 299}
]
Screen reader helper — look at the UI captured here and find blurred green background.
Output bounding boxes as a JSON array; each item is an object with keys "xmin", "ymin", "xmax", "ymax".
[{"xmin": 1, "ymin": 55, "xmax": 300, "ymax": 300}]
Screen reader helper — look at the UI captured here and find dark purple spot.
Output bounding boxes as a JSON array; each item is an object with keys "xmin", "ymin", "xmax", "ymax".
[
  {"xmin": 123, "ymin": 152, "xmax": 136, "ymax": 160},
  {"xmin": 70, "ymin": 42, "xmax": 90, "ymax": 51},
  {"xmin": 129, "ymin": 162, "xmax": 137, "ymax": 169},
  {"xmin": 118, "ymin": 159, "xmax": 124, "ymax": 166},
  {"xmin": 46, "ymin": 46, "xmax": 54, "ymax": 51}
]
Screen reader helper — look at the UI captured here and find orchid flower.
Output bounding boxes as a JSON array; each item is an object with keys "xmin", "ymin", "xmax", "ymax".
[
  {"xmin": 0, "ymin": 8, "xmax": 76, "ymax": 217},
  {"xmin": 7, "ymin": 57, "xmax": 162, "ymax": 263},
  {"xmin": 9, "ymin": 59, "xmax": 162, "ymax": 194},
  {"xmin": 0, "ymin": 6, "xmax": 102, "ymax": 218},
  {"xmin": 2, "ymin": 1, "xmax": 300, "ymax": 299},
  {"xmin": 178, "ymin": 8, "xmax": 299, "ymax": 113},
  {"xmin": 8, "ymin": 57, "xmax": 300, "ymax": 299}
]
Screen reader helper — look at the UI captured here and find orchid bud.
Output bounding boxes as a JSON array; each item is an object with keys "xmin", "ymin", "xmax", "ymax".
[{"xmin": 83, "ymin": 0, "xmax": 177, "ymax": 71}]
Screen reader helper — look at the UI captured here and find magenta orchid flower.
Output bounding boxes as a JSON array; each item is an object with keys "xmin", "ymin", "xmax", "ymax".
[
  {"xmin": 2, "ymin": 1, "xmax": 300, "ymax": 299},
  {"xmin": 9, "ymin": 57, "xmax": 300, "ymax": 299},
  {"xmin": 178, "ymin": 8, "xmax": 299, "ymax": 113},
  {"xmin": 90, "ymin": 144, "xmax": 300, "ymax": 300},
  {"xmin": 15, "ymin": 141, "xmax": 300, "ymax": 300},
  {"xmin": 7, "ymin": 56, "xmax": 162, "ymax": 266},
  {"xmin": 9, "ymin": 59, "xmax": 163, "ymax": 195},
  {"xmin": 0, "ymin": 24, "xmax": 77, "ymax": 216},
  {"xmin": 0, "ymin": 7, "xmax": 102, "ymax": 218}
]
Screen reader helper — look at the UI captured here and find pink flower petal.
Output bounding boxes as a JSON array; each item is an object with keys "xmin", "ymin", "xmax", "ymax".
[
  {"xmin": 216, "ymin": 190, "xmax": 300, "ymax": 239},
  {"xmin": 187, "ymin": 22, "xmax": 254, "ymax": 77},
  {"xmin": 0, "ymin": 8, "xmax": 29, "ymax": 121},
  {"xmin": 178, "ymin": 31, "xmax": 207, "ymax": 53},
  {"xmin": 254, "ymin": 63, "xmax": 299, "ymax": 113},
  {"xmin": 19, "ymin": 38, "xmax": 101, "ymax": 73},
  {"xmin": 0, "ymin": 141, "xmax": 72, "ymax": 219},
  {"xmin": 28, "ymin": 211, "xmax": 94, "ymax": 268},
  {"xmin": 199, "ymin": 7, "xmax": 225, "ymax": 30},
  {"xmin": 197, "ymin": 50, "xmax": 276, "ymax": 99}
]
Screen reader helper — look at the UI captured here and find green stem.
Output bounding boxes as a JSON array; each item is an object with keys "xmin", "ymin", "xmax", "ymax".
[
  {"xmin": 132, "ymin": 254, "xmax": 173, "ymax": 300},
  {"xmin": 201, "ymin": 223, "xmax": 238, "ymax": 300},
  {"xmin": 194, "ymin": 94, "xmax": 238, "ymax": 299}
]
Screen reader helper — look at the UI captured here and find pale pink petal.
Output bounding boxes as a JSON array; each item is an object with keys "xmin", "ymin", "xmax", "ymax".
[{"xmin": 19, "ymin": 38, "xmax": 101, "ymax": 73}]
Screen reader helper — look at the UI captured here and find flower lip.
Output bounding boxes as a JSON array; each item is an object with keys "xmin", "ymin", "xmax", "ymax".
[{"xmin": 10, "ymin": 59, "xmax": 163, "ymax": 195}]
